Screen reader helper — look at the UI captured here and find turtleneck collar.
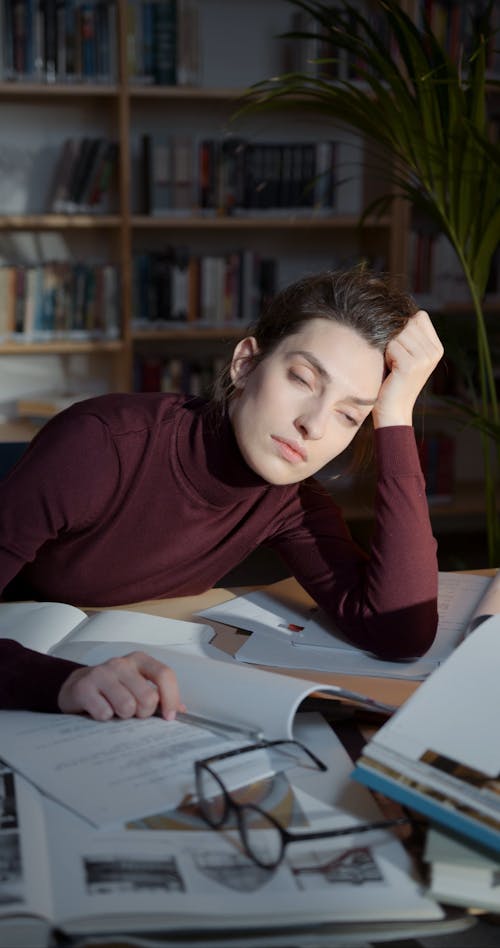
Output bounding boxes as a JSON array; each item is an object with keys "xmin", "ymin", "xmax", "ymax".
[{"xmin": 175, "ymin": 398, "xmax": 272, "ymax": 507}]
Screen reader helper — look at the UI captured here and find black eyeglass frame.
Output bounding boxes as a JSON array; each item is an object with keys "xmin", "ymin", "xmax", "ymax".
[{"xmin": 194, "ymin": 739, "xmax": 408, "ymax": 870}]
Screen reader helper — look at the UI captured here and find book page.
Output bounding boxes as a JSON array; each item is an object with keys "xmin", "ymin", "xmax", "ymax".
[
  {"xmin": 0, "ymin": 601, "xmax": 87, "ymax": 653},
  {"xmin": 0, "ymin": 602, "xmax": 214, "ymax": 658},
  {"xmin": 0, "ymin": 767, "xmax": 54, "ymax": 928},
  {"xmin": 0, "ymin": 645, "xmax": 393, "ymax": 826},
  {"xmin": 50, "ymin": 609, "xmax": 214, "ymax": 654},
  {"xmin": 467, "ymin": 570, "xmax": 500, "ymax": 630},
  {"xmin": 37, "ymin": 717, "xmax": 442, "ymax": 934}
]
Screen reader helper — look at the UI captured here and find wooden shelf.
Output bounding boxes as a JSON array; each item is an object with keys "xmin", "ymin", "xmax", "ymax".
[
  {"xmin": 0, "ymin": 215, "xmax": 121, "ymax": 230},
  {"xmin": 0, "ymin": 81, "xmax": 119, "ymax": 99},
  {"xmin": 128, "ymin": 85, "xmax": 246, "ymax": 101},
  {"xmin": 0, "ymin": 340, "xmax": 124, "ymax": 355},
  {"xmin": 131, "ymin": 215, "xmax": 392, "ymax": 230},
  {"xmin": 132, "ymin": 326, "xmax": 246, "ymax": 341}
]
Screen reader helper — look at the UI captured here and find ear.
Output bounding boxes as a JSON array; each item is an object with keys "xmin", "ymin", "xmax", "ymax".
[{"xmin": 230, "ymin": 337, "xmax": 260, "ymax": 390}]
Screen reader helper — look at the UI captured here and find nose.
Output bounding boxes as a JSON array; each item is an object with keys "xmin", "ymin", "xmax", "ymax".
[{"xmin": 294, "ymin": 400, "xmax": 329, "ymax": 440}]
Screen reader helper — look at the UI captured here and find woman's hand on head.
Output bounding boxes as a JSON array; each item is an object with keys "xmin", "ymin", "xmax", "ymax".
[
  {"xmin": 57, "ymin": 651, "xmax": 185, "ymax": 721},
  {"xmin": 372, "ymin": 310, "xmax": 444, "ymax": 428}
]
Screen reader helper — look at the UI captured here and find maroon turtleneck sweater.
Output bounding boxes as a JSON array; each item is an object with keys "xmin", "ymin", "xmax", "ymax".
[{"xmin": 0, "ymin": 393, "xmax": 438, "ymax": 711}]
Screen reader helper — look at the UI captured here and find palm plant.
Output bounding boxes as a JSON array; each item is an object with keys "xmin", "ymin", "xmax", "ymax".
[{"xmin": 242, "ymin": 0, "xmax": 500, "ymax": 563}]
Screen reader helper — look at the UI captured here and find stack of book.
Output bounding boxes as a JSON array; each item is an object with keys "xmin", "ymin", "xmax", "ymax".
[{"xmin": 352, "ymin": 573, "xmax": 500, "ymax": 914}]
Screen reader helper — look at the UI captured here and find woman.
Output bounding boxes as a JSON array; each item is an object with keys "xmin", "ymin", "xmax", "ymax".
[{"xmin": 0, "ymin": 267, "xmax": 443, "ymax": 720}]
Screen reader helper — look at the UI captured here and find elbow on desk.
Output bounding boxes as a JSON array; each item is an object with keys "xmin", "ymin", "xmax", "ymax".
[{"xmin": 350, "ymin": 600, "xmax": 439, "ymax": 663}]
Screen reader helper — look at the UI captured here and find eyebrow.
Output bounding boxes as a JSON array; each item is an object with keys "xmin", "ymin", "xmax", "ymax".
[{"xmin": 287, "ymin": 349, "xmax": 378, "ymax": 406}]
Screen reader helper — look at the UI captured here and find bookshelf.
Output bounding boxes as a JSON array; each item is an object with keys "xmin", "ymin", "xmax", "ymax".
[
  {"xmin": 0, "ymin": 0, "xmax": 495, "ymax": 547},
  {"xmin": 0, "ymin": 0, "xmax": 407, "ymax": 409}
]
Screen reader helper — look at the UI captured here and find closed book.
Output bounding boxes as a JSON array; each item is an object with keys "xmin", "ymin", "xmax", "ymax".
[
  {"xmin": 142, "ymin": 133, "xmax": 172, "ymax": 214},
  {"xmin": 176, "ymin": 0, "xmax": 199, "ymax": 85},
  {"xmin": 0, "ymin": 266, "xmax": 18, "ymax": 338},
  {"xmin": 153, "ymin": 0, "xmax": 177, "ymax": 85},
  {"xmin": 47, "ymin": 138, "xmax": 78, "ymax": 213}
]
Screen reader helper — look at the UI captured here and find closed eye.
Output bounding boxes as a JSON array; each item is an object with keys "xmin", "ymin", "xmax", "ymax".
[
  {"xmin": 339, "ymin": 411, "xmax": 360, "ymax": 426},
  {"xmin": 289, "ymin": 370, "xmax": 312, "ymax": 389}
]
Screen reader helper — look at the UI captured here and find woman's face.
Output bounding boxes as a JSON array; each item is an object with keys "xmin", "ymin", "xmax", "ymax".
[{"xmin": 229, "ymin": 318, "xmax": 385, "ymax": 485}]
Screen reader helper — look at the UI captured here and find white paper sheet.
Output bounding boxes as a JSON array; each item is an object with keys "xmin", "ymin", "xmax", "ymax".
[{"xmin": 200, "ymin": 572, "xmax": 494, "ymax": 680}]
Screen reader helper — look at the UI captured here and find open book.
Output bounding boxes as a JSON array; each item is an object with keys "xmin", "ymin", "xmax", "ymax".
[
  {"xmin": 199, "ymin": 571, "xmax": 500, "ymax": 680},
  {"xmin": 0, "ymin": 713, "xmax": 453, "ymax": 947},
  {"xmin": 353, "ymin": 613, "xmax": 500, "ymax": 858},
  {"xmin": 0, "ymin": 599, "xmax": 399, "ymax": 828}
]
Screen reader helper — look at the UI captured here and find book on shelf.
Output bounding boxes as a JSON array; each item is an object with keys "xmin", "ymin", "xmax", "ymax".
[
  {"xmin": 141, "ymin": 133, "xmax": 195, "ymax": 215},
  {"xmin": 153, "ymin": 0, "xmax": 177, "ymax": 85},
  {"xmin": 199, "ymin": 571, "xmax": 500, "ymax": 684},
  {"xmin": 0, "ymin": 266, "xmax": 17, "ymax": 340},
  {"xmin": 142, "ymin": 132, "xmax": 172, "ymax": 215},
  {"xmin": 126, "ymin": 0, "xmax": 199, "ymax": 86},
  {"xmin": 47, "ymin": 136, "xmax": 118, "ymax": 214},
  {"xmin": 351, "ymin": 578, "xmax": 500, "ymax": 859},
  {"xmin": 0, "ymin": 599, "xmax": 450, "ymax": 944}
]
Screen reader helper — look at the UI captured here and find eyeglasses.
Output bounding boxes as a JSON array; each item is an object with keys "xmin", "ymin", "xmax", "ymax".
[{"xmin": 194, "ymin": 739, "xmax": 408, "ymax": 870}]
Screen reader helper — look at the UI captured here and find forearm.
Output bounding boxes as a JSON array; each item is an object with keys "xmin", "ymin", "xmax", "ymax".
[
  {"xmin": 0, "ymin": 640, "xmax": 82, "ymax": 711},
  {"xmin": 361, "ymin": 426, "xmax": 439, "ymax": 657},
  {"xmin": 272, "ymin": 428, "xmax": 438, "ymax": 660}
]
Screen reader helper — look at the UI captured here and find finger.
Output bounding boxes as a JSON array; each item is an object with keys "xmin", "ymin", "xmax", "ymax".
[
  {"xmin": 396, "ymin": 311, "xmax": 443, "ymax": 360},
  {"xmin": 58, "ymin": 653, "xmax": 183, "ymax": 722},
  {"xmin": 58, "ymin": 666, "xmax": 117, "ymax": 721},
  {"xmin": 100, "ymin": 655, "xmax": 162, "ymax": 719},
  {"xmin": 58, "ymin": 659, "xmax": 155, "ymax": 721},
  {"xmin": 131, "ymin": 652, "xmax": 183, "ymax": 720}
]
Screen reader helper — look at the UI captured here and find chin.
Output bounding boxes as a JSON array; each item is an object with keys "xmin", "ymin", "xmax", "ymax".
[{"xmin": 255, "ymin": 463, "xmax": 304, "ymax": 487}]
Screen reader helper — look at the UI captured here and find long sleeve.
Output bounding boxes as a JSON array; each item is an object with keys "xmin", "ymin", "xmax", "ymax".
[
  {"xmin": 0, "ymin": 641, "xmax": 82, "ymax": 711},
  {"xmin": 269, "ymin": 426, "xmax": 438, "ymax": 660}
]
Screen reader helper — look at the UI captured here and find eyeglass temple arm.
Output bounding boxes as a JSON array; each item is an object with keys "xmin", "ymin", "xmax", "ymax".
[{"xmin": 282, "ymin": 816, "xmax": 410, "ymax": 845}]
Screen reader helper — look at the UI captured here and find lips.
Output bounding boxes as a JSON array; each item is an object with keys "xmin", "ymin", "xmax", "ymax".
[{"xmin": 271, "ymin": 436, "xmax": 307, "ymax": 464}]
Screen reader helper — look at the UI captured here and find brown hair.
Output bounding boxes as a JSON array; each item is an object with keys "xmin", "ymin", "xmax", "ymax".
[{"xmin": 212, "ymin": 265, "xmax": 417, "ymax": 411}]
